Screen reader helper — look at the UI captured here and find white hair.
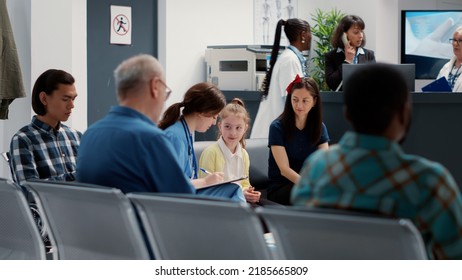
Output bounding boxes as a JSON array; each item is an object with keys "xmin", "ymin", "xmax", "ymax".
[
  {"xmin": 114, "ymin": 54, "xmax": 164, "ymax": 96},
  {"xmin": 456, "ymin": 26, "xmax": 462, "ymax": 34}
]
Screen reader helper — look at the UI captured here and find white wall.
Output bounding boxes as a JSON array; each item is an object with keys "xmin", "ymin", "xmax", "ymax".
[
  {"xmin": 159, "ymin": 0, "xmax": 255, "ymax": 107},
  {"xmin": 30, "ymin": 0, "xmax": 87, "ymax": 132},
  {"xmin": 375, "ymin": 0, "xmax": 401, "ymax": 63}
]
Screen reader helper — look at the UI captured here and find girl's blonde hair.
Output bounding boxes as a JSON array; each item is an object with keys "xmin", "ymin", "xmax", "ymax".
[{"xmin": 218, "ymin": 98, "xmax": 250, "ymax": 148}]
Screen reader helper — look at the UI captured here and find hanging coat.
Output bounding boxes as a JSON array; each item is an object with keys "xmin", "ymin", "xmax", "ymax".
[{"xmin": 0, "ymin": 0, "xmax": 26, "ymax": 119}]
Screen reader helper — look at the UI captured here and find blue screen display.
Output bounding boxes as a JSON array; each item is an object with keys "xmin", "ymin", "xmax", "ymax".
[{"xmin": 401, "ymin": 10, "xmax": 462, "ymax": 79}]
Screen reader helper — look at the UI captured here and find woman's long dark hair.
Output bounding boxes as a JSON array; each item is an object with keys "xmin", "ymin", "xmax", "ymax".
[
  {"xmin": 279, "ymin": 77, "xmax": 322, "ymax": 145},
  {"xmin": 159, "ymin": 82, "xmax": 226, "ymax": 129},
  {"xmin": 261, "ymin": 18, "xmax": 310, "ymax": 99}
]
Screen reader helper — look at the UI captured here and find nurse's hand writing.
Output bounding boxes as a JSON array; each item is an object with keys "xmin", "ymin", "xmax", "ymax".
[{"xmin": 203, "ymin": 172, "xmax": 224, "ymax": 185}]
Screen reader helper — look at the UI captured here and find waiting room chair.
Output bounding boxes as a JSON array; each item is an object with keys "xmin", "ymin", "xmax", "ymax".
[
  {"xmin": 193, "ymin": 141, "xmax": 215, "ymax": 161},
  {"xmin": 127, "ymin": 193, "xmax": 273, "ymax": 259},
  {"xmin": 1, "ymin": 151, "xmax": 14, "ymax": 181},
  {"xmin": 256, "ymin": 206, "xmax": 428, "ymax": 260},
  {"xmin": 244, "ymin": 138, "xmax": 270, "ymax": 189},
  {"xmin": 1, "ymin": 152, "xmax": 9, "ymax": 163},
  {"xmin": 0, "ymin": 178, "xmax": 46, "ymax": 259},
  {"xmin": 26, "ymin": 181, "xmax": 150, "ymax": 260}
]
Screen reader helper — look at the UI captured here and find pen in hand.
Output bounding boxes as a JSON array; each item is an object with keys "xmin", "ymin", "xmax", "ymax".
[{"xmin": 200, "ymin": 168, "xmax": 212, "ymax": 175}]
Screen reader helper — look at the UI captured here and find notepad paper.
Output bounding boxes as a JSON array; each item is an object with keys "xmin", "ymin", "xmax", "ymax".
[{"xmin": 195, "ymin": 176, "xmax": 249, "ymax": 190}]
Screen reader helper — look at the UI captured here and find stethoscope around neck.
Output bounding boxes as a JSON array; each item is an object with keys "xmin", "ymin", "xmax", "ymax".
[
  {"xmin": 180, "ymin": 116, "xmax": 196, "ymax": 179},
  {"xmin": 449, "ymin": 62, "xmax": 462, "ymax": 89}
]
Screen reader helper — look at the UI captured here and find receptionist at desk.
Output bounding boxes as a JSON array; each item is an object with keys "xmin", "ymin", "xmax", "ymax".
[{"xmin": 436, "ymin": 26, "xmax": 462, "ymax": 92}]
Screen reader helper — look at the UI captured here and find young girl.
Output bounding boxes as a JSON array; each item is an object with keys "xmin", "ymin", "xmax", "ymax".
[
  {"xmin": 199, "ymin": 98, "xmax": 261, "ymax": 204},
  {"xmin": 159, "ymin": 82, "xmax": 245, "ymax": 202},
  {"xmin": 268, "ymin": 75, "xmax": 330, "ymax": 205}
]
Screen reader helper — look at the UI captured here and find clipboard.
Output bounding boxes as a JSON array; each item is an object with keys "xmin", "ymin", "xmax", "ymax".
[
  {"xmin": 421, "ymin": 76, "xmax": 452, "ymax": 92},
  {"xmin": 195, "ymin": 176, "xmax": 249, "ymax": 190}
]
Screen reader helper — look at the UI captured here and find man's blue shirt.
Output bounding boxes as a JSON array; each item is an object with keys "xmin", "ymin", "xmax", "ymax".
[{"xmin": 77, "ymin": 106, "xmax": 195, "ymax": 194}]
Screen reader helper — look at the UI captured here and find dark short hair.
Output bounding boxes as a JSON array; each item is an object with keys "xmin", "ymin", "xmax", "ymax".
[
  {"xmin": 344, "ymin": 63, "xmax": 409, "ymax": 135},
  {"xmin": 32, "ymin": 69, "xmax": 75, "ymax": 115}
]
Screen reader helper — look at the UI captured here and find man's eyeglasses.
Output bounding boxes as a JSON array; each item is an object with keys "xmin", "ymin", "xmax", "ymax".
[
  {"xmin": 158, "ymin": 79, "xmax": 172, "ymax": 99},
  {"xmin": 449, "ymin": 38, "xmax": 462, "ymax": 45}
]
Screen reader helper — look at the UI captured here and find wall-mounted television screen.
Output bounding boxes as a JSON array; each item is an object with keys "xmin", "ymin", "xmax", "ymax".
[{"xmin": 401, "ymin": 10, "xmax": 462, "ymax": 79}]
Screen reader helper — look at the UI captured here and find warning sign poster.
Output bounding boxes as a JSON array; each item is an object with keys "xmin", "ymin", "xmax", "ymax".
[{"xmin": 110, "ymin": 5, "xmax": 132, "ymax": 45}]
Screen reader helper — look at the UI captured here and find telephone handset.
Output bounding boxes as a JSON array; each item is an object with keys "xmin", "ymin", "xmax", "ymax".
[{"xmin": 341, "ymin": 32, "xmax": 349, "ymax": 47}]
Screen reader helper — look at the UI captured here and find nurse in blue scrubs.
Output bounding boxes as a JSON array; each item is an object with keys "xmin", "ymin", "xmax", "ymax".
[{"xmin": 159, "ymin": 82, "xmax": 245, "ymax": 202}]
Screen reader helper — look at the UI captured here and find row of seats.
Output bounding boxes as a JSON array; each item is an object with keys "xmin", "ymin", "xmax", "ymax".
[{"xmin": 0, "ymin": 178, "xmax": 428, "ymax": 260}]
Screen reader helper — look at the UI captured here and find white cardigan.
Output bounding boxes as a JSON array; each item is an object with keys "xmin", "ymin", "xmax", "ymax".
[{"xmin": 437, "ymin": 56, "xmax": 462, "ymax": 92}]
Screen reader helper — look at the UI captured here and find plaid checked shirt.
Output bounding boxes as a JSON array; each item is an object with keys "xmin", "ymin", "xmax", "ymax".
[
  {"xmin": 292, "ymin": 131, "xmax": 462, "ymax": 259},
  {"xmin": 9, "ymin": 116, "xmax": 82, "ymax": 186}
]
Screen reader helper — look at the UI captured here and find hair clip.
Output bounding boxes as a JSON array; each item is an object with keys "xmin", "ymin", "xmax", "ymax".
[{"xmin": 286, "ymin": 74, "xmax": 302, "ymax": 94}]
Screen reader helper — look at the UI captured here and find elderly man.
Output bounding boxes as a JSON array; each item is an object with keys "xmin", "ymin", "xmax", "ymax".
[
  {"xmin": 77, "ymin": 54, "xmax": 194, "ymax": 194},
  {"xmin": 291, "ymin": 63, "xmax": 462, "ymax": 259}
]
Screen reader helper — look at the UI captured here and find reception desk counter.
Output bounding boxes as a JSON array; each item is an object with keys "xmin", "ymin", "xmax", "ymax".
[{"xmin": 321, "ymin": 91, "xmax": 462, "ymax": 188}]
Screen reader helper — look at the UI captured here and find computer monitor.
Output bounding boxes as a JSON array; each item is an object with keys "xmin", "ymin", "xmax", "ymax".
[
  {"xmin": 401, "ymin": 10, "xmax": 462, "ymax": 79},
  {"xmin": 342, "ymin": 63, "xmax": 415, "ymax": 92}
]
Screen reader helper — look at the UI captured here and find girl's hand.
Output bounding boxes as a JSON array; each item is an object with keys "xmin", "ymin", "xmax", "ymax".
[{"xmin": 244, "ymin": 187, "xmax": 261, "ymax": 203}]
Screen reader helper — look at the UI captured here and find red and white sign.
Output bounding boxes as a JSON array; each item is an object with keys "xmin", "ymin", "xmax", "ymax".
[{"xmin": 110, "ymin": 5, "xmax": 132, "ymax": 45}]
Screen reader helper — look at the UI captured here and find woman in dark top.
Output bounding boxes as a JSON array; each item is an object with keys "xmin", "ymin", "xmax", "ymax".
[
  {"xmin": 325, "ymin": 15, "xmax": 375, "ymax": 91},
  {"xmin": 268, "ymin": 75, "xmax": 329, "ymax": 205}
]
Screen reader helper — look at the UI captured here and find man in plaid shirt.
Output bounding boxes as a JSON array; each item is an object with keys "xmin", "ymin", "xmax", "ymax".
[
  {"xmin": 9, "ymin": 69, "xmax": 81, "ymax": 187},
  {"xmin": 291, "ymin": 63, "xmax": 462, "ymax": 259}
]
